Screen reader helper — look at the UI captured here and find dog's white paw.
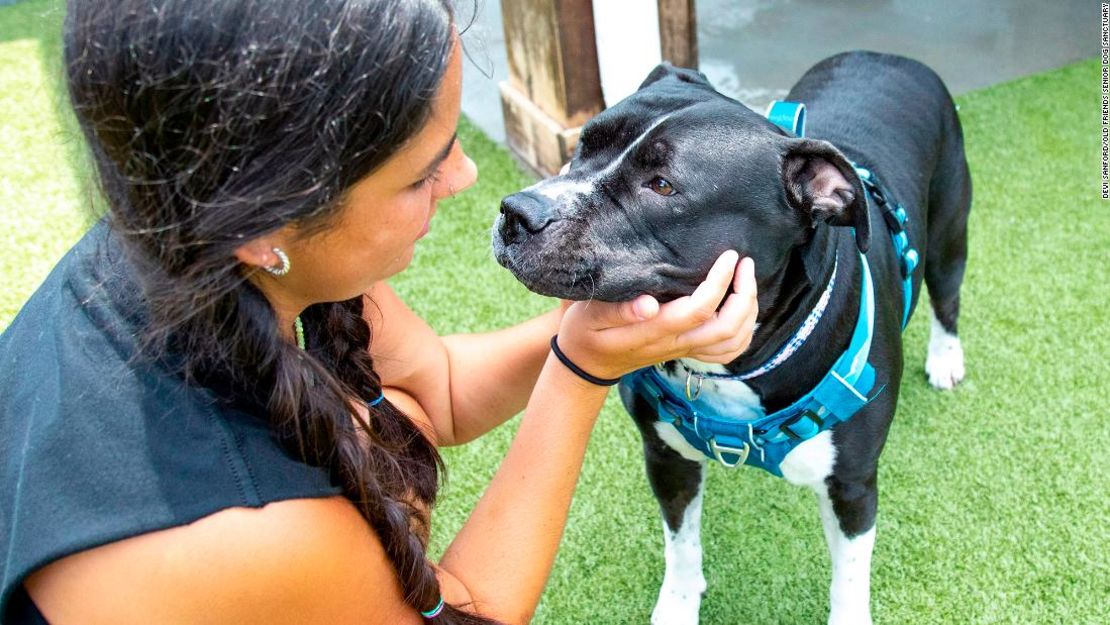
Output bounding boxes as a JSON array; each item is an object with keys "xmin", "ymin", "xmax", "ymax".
[
  {"xmin": 650, "ymin": 577, "xmax": 705, "ymax": 625},
  {"xmin": 828, "ymin": 607, "xmax": 873, "ymax": 625},
  {"xmin": 925, "ymin": 314, "xmax": 965, "ymax": 390},
  {"xmin": 926, "ymin": 337, "xmax": 965, "ymax": 390}
]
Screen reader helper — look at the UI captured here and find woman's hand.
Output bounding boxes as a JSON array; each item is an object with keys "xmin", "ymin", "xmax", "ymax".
[{"xmin": 555, "ymin": 251, "xmax": 758, "ymax": 380}]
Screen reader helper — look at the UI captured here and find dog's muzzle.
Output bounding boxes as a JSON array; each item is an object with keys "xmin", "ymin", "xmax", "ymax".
[{"xmin": 498, "ymin": 191, "xmax": 554, "ymax": 245}]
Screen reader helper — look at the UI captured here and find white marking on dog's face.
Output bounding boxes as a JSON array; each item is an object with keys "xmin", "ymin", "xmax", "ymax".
[
  {"xmin": 590, "ymin": 112, "xmax": 674, "ymax": 180},
  {"xmin": 522, "ymin": 178, "xmax": 593, "ymax": 202},
  {"xmin": 780, "ymin": 429, "xmax": 837, "ymax": 487},
  {"xmin": 925, "ymin": 309, "xmax": 965, "ymax": 390},
  {"xmin": 524, "ymin": 112, "xmax": 676, "ymax": 212},
  {"xmin": 652, "ymin": 465, "xmax": 707, "ymax": 625},
  {"xmin": 815, "ymin": 488, "xmax": 876, "ymax": 625}
]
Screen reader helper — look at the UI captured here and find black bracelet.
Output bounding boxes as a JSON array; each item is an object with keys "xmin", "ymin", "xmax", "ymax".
[{"xmin": 549, "ymin": 335, "xmax": 622, "ymax": 386}]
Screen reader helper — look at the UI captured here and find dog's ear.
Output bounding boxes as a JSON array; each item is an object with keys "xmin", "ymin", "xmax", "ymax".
[
  {"xmin": 782, "ymin": 139, "xmax": 871, "ymax": 253},
  {"xmin": 638, "ymin": 62, "xmax": 714, "ymax": 91}
]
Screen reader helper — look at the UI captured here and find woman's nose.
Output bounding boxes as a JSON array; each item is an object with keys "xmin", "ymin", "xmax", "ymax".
[{"xmin": 435, "ymin": 147, "xmax": 477, "ymax": 199}]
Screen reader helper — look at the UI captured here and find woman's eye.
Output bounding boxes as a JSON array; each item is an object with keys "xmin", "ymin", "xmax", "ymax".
[
  {"xmin": 412, "ymin": 170, "xmax": 442, "ymax": 190},
  {"xmin": 646, "ymin": 176, "xmax": 676, "ymax": 196}
]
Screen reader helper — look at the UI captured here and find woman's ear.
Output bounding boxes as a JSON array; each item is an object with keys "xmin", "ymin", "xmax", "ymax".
[
  {"xmin": 234, "ymin": 236, "xmax": 285, "ymax": 272},
  {"xmin": 782, "ymin": 138, "xmax": 871, "ymax": 253}
]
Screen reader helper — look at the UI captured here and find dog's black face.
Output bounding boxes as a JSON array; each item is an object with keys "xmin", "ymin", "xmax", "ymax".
[{"xmin": 493, "ymin": 64, "xmax": 871, "ymax": 302}]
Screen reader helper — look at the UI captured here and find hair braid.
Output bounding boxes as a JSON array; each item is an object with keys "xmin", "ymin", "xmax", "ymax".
[{"xmin": 294, "ymin": 299, "xmax": 498, "ymax": 622}]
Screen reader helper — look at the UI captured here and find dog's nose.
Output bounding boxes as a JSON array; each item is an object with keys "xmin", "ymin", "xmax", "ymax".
[{"xmin": 500, "ymin": 192, "xmax": 554, "ymax": 241}]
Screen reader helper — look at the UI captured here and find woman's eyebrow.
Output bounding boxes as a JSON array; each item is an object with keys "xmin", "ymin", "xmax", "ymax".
[{"xmin": 416, "ymin": 133, "xmax": 457, "ymax": 180}]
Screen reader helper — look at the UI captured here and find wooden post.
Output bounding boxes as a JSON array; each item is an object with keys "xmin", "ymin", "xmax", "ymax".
[
  {"xmin": 657, "ymin": 0, "xmax": 698, "ymax": 69},
  {"xmin": 499, "ymin": 0, "xmax": 604, "ymax": 177}
]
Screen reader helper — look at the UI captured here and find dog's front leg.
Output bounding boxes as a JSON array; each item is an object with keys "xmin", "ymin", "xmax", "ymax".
[
  {"xmin": 816, "ymin": 477, "xmax": 877, "ymax": 625},
  {"xmin": 643, "ymin": 434, "xmax": 708, "ymax": 625}
]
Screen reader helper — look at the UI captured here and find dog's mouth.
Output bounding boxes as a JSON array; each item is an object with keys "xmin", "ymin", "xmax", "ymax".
[
  {"xmin": 494, "ymin": 224, "xmax": 703, "ymax": 302},
  {"xmin": 493, "ymin": 230, "xmax": 604, "ymax": 300}
]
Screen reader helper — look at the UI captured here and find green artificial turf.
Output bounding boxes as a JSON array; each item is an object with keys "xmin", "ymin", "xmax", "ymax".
[{"xmin": 2, "ymin": 1, "xmax": 1107, "ymax": 622}]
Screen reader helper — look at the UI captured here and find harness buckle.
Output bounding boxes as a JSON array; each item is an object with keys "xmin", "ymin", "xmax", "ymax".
[
  {"xmin": 881, "ymin": 207, "xmax": 904, "ymax": 232},
  {"xmin": 780, "ymin": 409, "xmax": 824, "ymax": 440},
  {"xmin": 900, "ymin": 248, "xmax": 920, "ymax": 278},
  {"xmin": 684, "ymin": 370, "xmax": 704, "ymax": 401},
  {"xmin": 709, "ymin": 438, "xmax": 750, "ymax": 468}
]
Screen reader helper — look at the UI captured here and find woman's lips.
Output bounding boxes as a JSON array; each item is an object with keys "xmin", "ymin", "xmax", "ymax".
[{"xmin": 418, "ymin": 207, "xmax": 436, "ymax": 238}]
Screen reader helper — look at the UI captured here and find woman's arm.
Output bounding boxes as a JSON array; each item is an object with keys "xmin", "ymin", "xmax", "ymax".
[
  {"xmin": 434, "ymin": 253, "xmax": 758, "ymax": 623},
  {"xmin": 436, "ymin": 354, "xmax": 609, "ymax": 622},
  {"xmin": 364, "ymin": 283, "xmax": 563, "ymax": 445},
  {"xmin": 438, "ymin": 309, "xmax": 564, "ymax": 443},
  {"xmin": 24, "ymin": 497, "xmax": 429, "ymax": 625}
]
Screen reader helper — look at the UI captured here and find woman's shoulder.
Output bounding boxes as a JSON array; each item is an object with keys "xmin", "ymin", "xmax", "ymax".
[
  {"xmin": 0, "ymin": 221, "xmax": 345, "ymax": 621},
  {"xmin": 24, "ymin": 496, "xmax": 423, "ymax": 625},
  {"xmin": 1, "ymin": 219, "xmax": 139, "ymax": 363}
]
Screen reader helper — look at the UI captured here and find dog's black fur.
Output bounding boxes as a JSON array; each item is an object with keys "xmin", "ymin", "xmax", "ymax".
[{"xmin": 494, "ymin": 50, "xmax": 970, "ymax": 621}]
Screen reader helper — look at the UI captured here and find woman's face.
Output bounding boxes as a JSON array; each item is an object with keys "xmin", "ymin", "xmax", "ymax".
[{"xmin": 246, "ymin": 35, "xmax": 476, "ymax": 315}]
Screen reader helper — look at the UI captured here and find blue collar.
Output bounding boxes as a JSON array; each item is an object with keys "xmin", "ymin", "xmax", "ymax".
[
  {"xmin": 619, "ymin": 100, "xmax": 919, "ymax": 475},
  {"xmin": 677, "ymin": 254, "xmax": 839, "ymax": 384},
  {"xmin": 766, "ymin": 100, "xmax": 807, "ymax": 137}
]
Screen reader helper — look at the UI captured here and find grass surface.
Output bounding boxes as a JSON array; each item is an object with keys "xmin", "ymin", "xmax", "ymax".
[{"xmin": 2, "ymin": 1, "xmax": 1108, "ymax": 622}]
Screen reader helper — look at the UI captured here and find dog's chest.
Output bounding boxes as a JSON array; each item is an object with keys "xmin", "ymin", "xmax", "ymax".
[
  {"xmin": 651, "ymin": 358, "xmax": 837, "ymax": 485},
  {"xmin": 659, "ymin": 359, "xmax": 765, "ymax": 418},
  {"xmin": 651, "ymin": 359, "xmax": 764, "ymax": 462}
]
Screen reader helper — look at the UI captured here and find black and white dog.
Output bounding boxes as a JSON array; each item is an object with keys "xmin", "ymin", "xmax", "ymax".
[{"xmin": 493, "ymin": 51, "xmax": 971, "ymax": 625}]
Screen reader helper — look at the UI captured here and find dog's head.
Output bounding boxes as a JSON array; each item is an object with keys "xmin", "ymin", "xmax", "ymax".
[{"xmin": 493, "ymin": 63, "xmax": 870, "ymax": 302}]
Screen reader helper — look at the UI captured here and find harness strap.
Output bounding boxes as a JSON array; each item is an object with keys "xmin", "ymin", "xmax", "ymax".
[
  {"xmin": 624, "ymin": 253, "xmax": 880, "ymax": 476},
  {"xmin": 855, "ymin": 166, "xmax": 918, "ymax": 329}
]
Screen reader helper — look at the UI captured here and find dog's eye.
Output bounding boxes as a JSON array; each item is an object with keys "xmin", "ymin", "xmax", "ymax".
[{"xmin": 646, "ymin": 176, "xmax": 676, "ymax": 196}]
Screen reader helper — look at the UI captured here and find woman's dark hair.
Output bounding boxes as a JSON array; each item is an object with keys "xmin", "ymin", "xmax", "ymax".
[{"xmin": 64, "ymin": 1, "xmax": 495, "ymax": 622}]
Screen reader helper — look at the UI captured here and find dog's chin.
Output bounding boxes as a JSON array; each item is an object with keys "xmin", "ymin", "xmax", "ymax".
[
  {"xmin": 494, "ymin": 250, "xmax": 610, "ymax": 300},
  {"xmin": 495, "ymin": 248, "xmax": 696, "ymax": 303},
  {"xmin": 546, "ymin": 282, "xmax": 696, "ymax": 304}
]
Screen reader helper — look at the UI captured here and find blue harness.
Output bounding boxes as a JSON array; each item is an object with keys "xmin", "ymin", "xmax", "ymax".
[{"xmin": 620, "ymin": 101, "xmax": 919, "ymax": 476}]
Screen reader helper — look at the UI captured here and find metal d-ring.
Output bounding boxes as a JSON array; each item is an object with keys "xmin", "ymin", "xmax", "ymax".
[
  {"xmin": 684, "ymin": 370, "xmax": 704, "ymax": 401},
  {"xmin": 709, "ymin": 438, "xmax": 750, "ymax": 468}
]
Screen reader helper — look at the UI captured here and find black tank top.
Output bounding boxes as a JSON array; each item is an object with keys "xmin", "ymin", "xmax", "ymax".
[{"xmin": 0, "ymin": 221, "xmax": 342, "ymax": 623}]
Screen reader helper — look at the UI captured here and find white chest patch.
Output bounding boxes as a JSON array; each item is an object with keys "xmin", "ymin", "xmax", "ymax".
[{"xmin": 659, "ymin": 359, "xmax": 765, "ymax": 419}]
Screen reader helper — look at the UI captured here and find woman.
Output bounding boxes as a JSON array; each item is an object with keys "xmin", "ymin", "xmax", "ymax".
[{"xmin": 0, "ymin": 1, "xmax": 757, "ymax": 623}]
